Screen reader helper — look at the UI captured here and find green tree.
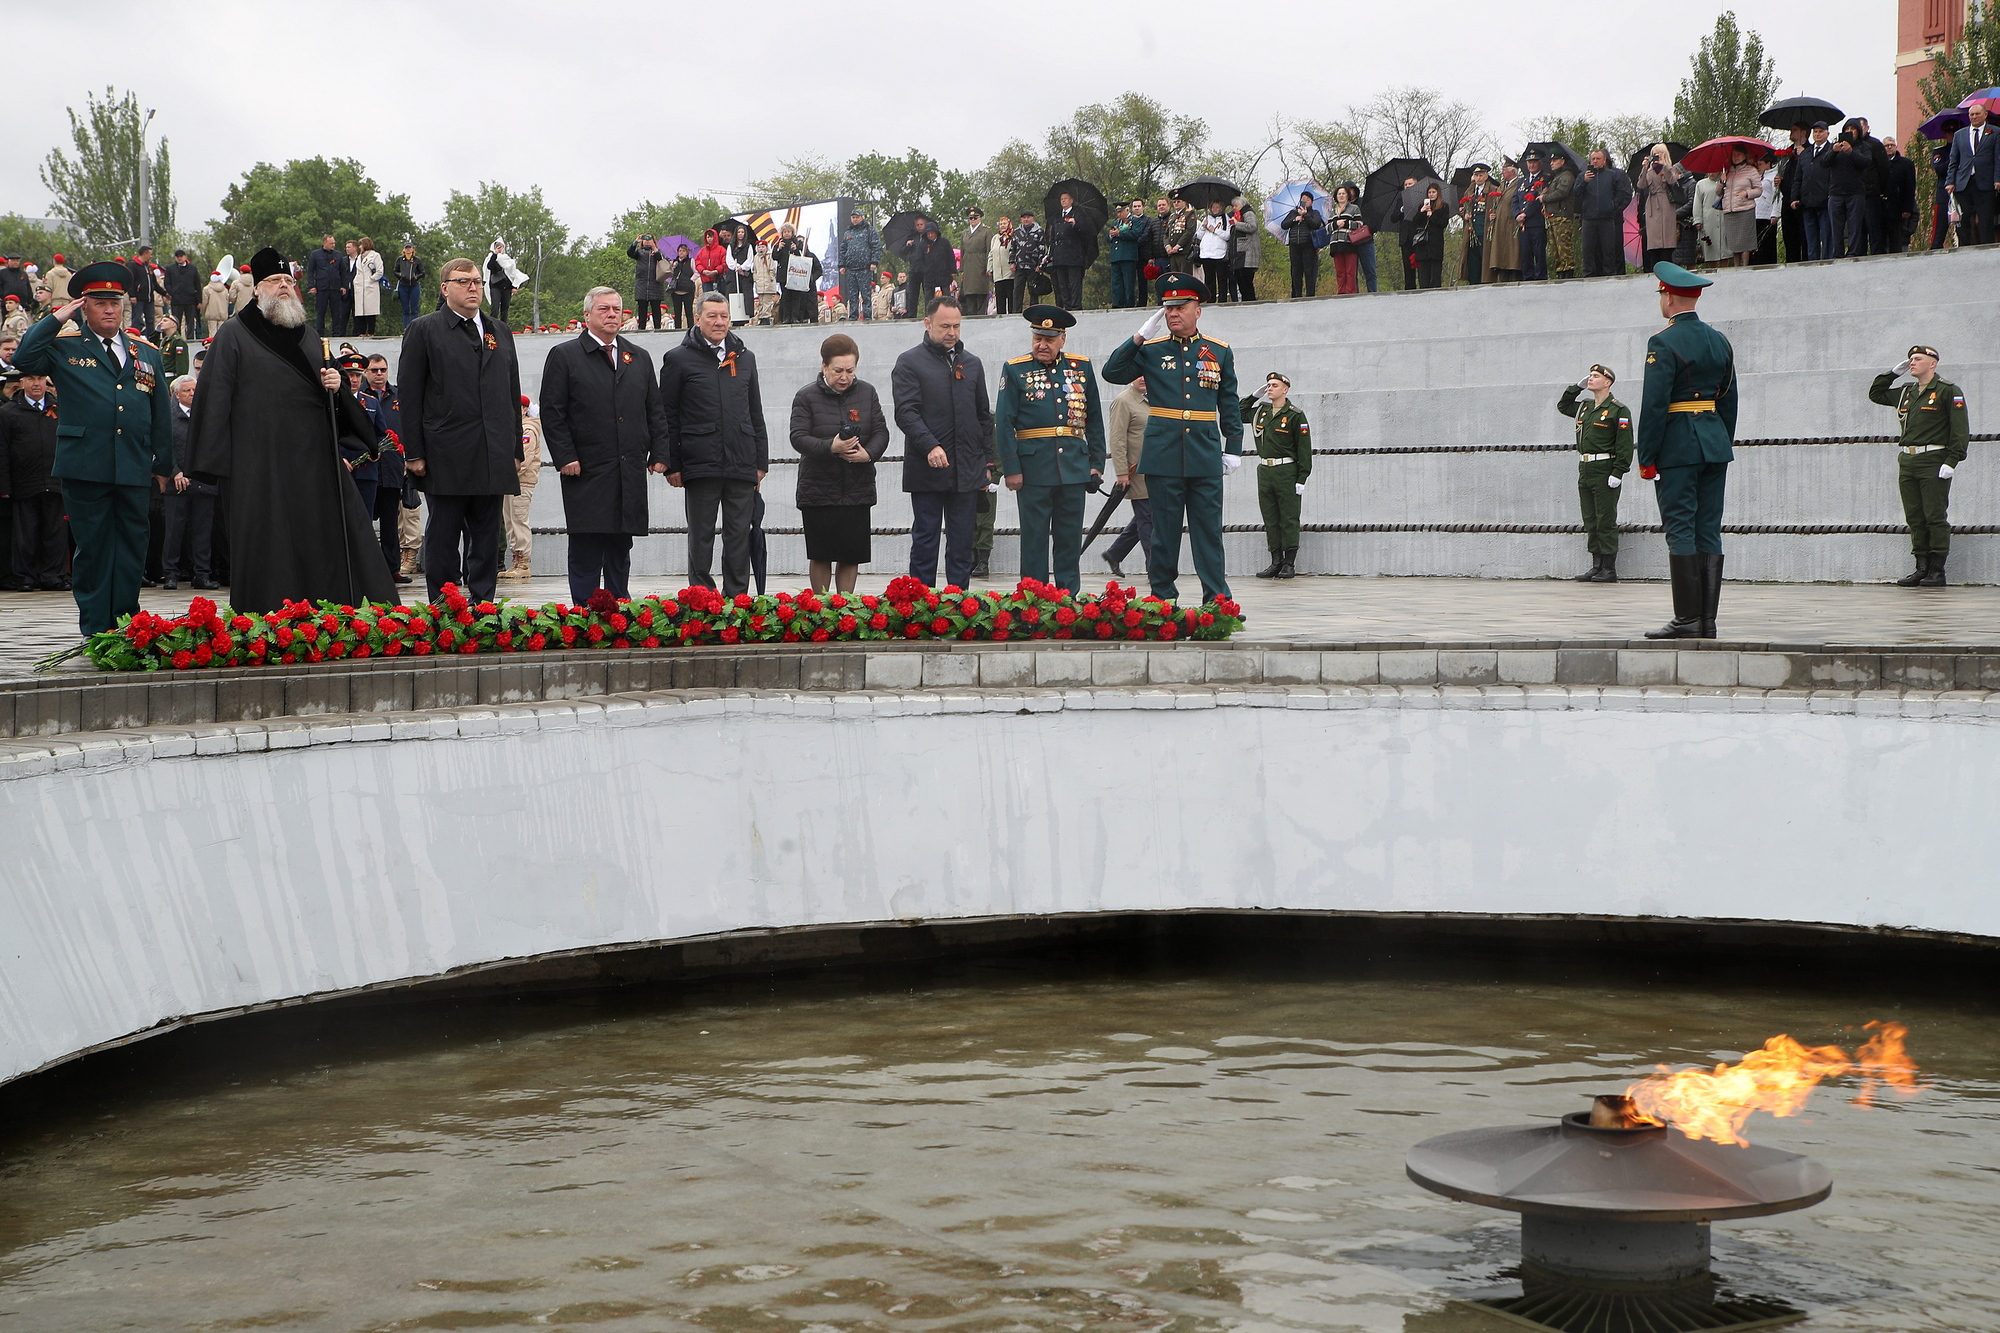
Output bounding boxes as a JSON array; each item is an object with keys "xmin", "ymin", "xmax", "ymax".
[
  {"xmin": 210, "ymin": 157, "xmax": 419, "ymax": 265},
  {"xmin": 841, "ymin": 149, "xmax": 945, "ymax": 215},
  {"xmin": 1666, "ymin": 12, "xmax": 1779, "ymax": 146},
  {"xmin": 426, "ymin": 183, "xmax": 577, "ymax": 329},
  {"xmin": 742, "ymin": 156, "xmax": 845, "ymax": 209},
  {"xmin": 39, "ymin": 86, "xmax": 174, "ymax": 248},
  {"xmin": 0, "ymin": 215, "xmax": 81, "ymax": 270},
  {"xmin": 1919, "ymin": 0, "xmax": 2000, "ymax": 128}
]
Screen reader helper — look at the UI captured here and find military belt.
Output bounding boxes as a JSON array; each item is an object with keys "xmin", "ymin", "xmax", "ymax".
[
  {"xmin": 1258, "ymin": 456, "xmax": 1297, "ymax": 467},
  {"xmin": 1901, "ymin": 444, "xmax": 1942, "ymax": 454},
  {"xmin": 1578, "ymin": 452, "xmax": 1613, "ymax": 461},
  {"xmin": 1014, "ymin": 427, "xmax": 1082, "ymax": 439},
  {"xmin": 1148, "ymin": 408, "xmax": 1219, "ymax": 422},
  {"xmin": 1667, "ymin": 400, "xmax": 1717, "ymax": 413}
]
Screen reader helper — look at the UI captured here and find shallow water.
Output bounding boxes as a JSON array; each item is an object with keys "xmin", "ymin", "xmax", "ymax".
[{"xmin": 1, "ymin": 956, "xmax": 1995, "ymax": 1333}]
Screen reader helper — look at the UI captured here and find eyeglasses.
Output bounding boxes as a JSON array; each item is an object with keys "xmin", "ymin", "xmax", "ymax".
[{"xmin": 443, "ymin": 277, "xmax": 482, "ymax": 288}]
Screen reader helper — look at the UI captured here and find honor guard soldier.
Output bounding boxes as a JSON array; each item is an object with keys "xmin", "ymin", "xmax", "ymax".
[
  {"xmin": 13, "ymin": 261, "xmax": 173, "ymax": 636},
  {"xmin": 994, "ymin": 305, "xmax": 1106, "ymax": 592},
  {"xmin": 1241, "ymin": 371, "xmax": 1311, "ymax": 579},
  {"xmin": 1102, "ymin": 271, "xmax": 1243, "ymax": 603},
  {"xmin": 1870, "ymin": 345, "xmax": 1969, "ymax": 587},
  {"xmin": 1637, "ymin": 261, "xmax": 1736, "ymax": 639},
  {"xmin": 1556, "ymin": 364, "xmax": 1633, "ymax": 582}
]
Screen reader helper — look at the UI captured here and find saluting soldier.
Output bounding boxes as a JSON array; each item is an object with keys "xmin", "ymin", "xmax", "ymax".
[
  {"xmin": 1241, "ymin": 371, "xmax": 1311, "ymax": 579},
  {"xmin": 1102, "ymin": 271, "xmax": 1243, "ymax": 603},
  {"xmin": 1637, "ymin": 261, "xmax": 1736, "ymax": 639},
  {"xmin": 995, "ymin": 305, "xmax": 1106, "ymax": 593},
  {"xmin": 12, "ymin": 262, "xmax": 173, "ymax": 635},
  {"xmin": 1870, "ymin": 345, "xmax": 1969, "ymax": 587},
  {"xmin": 1556, "ymin": 363, "xmax": 1633, "ymax": 582}
]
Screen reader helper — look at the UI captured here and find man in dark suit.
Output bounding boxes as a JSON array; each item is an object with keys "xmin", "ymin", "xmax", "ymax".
[
  {"xmin": 305, "ymin": 235, "xmax": 345, "ymax": 335},
  {"xmin": 1946, "ymin": 102, "xmax": 1999, "ymax": 245},
  {"xmin": 398, "ymin": 256, "xmax": 523, "ymax": 602},
  {"xmin": 0, "ymin": 369, "xmax": 67, "ymax": 590},
  {"xmin": 659, "ymin": 291, "xmax": 767, "ymax": 595},
  {"xmin": 160, "ymin": 373, "xmax": 218, "ymax": 590},
  {"xmin": 541, "ymin": 286, "xmax": 669, "ymax": 605}
]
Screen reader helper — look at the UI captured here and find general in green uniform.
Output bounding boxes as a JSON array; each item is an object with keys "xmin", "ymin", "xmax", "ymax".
[
  {"xmin": 1101, "ymin": 272, "xmax": 1243, "ymax": 603},
  {"xmin": 13, "ymin": 262, "xmax": 173, "ymax": 636},
  {"xmin": 1556, "ymin": 363, "xmax": 1633, "ymax": 582},
  {"xmin": 1868, "ymin": 344, "xmax": 1968, "ymax": 587},
  {"xmin": 994, "ymin": 305, "xmax": 1106, "ymax": 593},
  {"xmin": 1241, "ymin": 371, "xmax": 1311, "ymax": 579},
  {"xmin": 1637, "ymin": 262, "xmax": 1736, "ymax": 640}
]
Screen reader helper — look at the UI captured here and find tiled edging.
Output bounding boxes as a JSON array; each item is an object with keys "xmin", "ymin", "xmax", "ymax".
[
  {"xmin": 5, "ymin": 640, "xmax": 2000, "ymax": 740},
  {"xmin": 4, "ymin": 682, "xmax": 1998, "ymax": 780}
]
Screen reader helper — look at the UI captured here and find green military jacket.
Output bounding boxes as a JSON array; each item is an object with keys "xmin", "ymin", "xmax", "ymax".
[
  {"xmin": 13, "ymin": 313, "xmax": 173, "ymax": 486},
  {"xmin": 1102, "ymin": 331, "xmax": 1243, "ymax": 477},
  {"xmin": 1637, "ymin": 311, "xmax": 1737, "ymax": 470},
  {"xmin": 994, "ymin": 351, "xmax": 1107, "ymax": 485},
  {"xmin": 1238, "ymin": 396, "xmax": 1313, "ymax": 480},
  {"xmin": 1868, "ymin": 372, "xmax": 1969, "ymax": 466},
  {"xmin": 158, "ymin": 333, "xmax": 190, "ymax": 379},
  {"xmin": 1556, "ymin": 385, "xmax": 1633, "ymax": 475}
]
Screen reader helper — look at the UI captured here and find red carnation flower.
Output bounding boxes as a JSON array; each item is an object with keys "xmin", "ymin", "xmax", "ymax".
[
  {"xmin": 587, "ymin": 588, "xmax": 619, "ymax": 616},
  {"xmin": 721, "ymin": 626, "xmax": 741, "ymax": 643},
  {"xmin": 901, "ymin": 624, "xmax": 920, "ymax": 638},
  {"xmin": 383, "ymin": 641, "xmax": 403, "ymax": 656},
  {"xmin": 869, "ymin": 613, "xmax": 889, "ymax": 631},
  {"xmin": 642, "ymin": 635, "xmax": 659, "ymax": 648},
  {"xmin": 1126, "ymin": 626, "xmax": 1146, "ymax": 639},
  {"xmin": 1055, "ymin": 606, "xmax": 1077, "ymax": 626},
  {"xmin": 1095, "ymin": 622, "xmax": 1115, "ymax": 639},
  {"xmin": 810, "ymin": 628, "xmax": 830, "ymax": 642},
  {"xmin": 172, "ymin": 650, "xmax": 193, "ymax": 670},
  {"xmin": 734, "ymin": 593, "xmax": 753, "ymax": 609},
  {"xmin": 1123, "ymin": 609, "xmax": 1144, "ymax": 627},
  {"xmin": 586, "ymin": 624, "xmax": 606, "ymax": 643},
  {"xmin": 837, "ymin": 615, "xmax": 857, "ymax": 633},
  {"xmin": 527, "ymin": 633, "xmax": 547, "ymax": 650},
  {"xmin": 609, "ymin": 612, "xmax": 628, "ymax": 631},
  {"xmin": 930, "ymin": 617, "xmax": 949, "ymax": 633}
]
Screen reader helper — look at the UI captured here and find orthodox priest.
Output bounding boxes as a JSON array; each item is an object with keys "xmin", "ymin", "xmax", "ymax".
[{"xmin": 189, "ymin": 247, "xmax": 396, "ymax": 611}]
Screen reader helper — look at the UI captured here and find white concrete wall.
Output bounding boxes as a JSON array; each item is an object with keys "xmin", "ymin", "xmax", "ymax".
[
  {"xmin": 353, "ymin": 248, "xmax": 2000, "ymax": 582},
  {"xmin": 6, "ymin": 690, "xmax": 1997, "ymax": 1086}
]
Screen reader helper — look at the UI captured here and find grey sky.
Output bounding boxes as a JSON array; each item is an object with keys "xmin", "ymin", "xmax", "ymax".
[{"xmin": 5, "ymin": 0, "xmax": 1894, "ymax": 242}]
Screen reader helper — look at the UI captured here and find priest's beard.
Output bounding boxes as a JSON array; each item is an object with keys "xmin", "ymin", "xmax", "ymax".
[{"xmin": 258, "ymin": 291, "xmax": 307, "ymax": 328}]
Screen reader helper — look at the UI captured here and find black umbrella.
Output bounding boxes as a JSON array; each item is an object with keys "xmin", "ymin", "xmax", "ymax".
[
  {"xmin": 1624, "ymin": 142, "xmax": 1689, "ymax": 182},
  {"xmin": 1760, "ymin": 95, "xmax": 1843, "ymax": 131},
  {"xmin": 1362, "ymin": 157, "xmax": 1438, "ymax": 231},
  {"xmin": 1174, "ymin": 175, "xmax": 1241, "ymax": 211},
  {"xmin": 879, "ymin": 209, "xmax": 932, "ymax": 275},
  {"xmin": 1080, "ymin": 484, "xmax": 1130, "ymax": 552},
  {"xmin": 1524, "ymin": 141, "xmax": 1585, "ymax": 175},
  {"xmin": 1045, "ymin": 179, "xmax": 1108, "ymax": 267}
]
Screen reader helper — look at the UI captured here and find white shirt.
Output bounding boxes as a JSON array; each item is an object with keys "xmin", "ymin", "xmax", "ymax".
[
  {"xmin": 705, "ymin": 337, "xmax": 728, "ymax": 364},
  {"xmin": 1754, "ymin": 167, "xmax": 1779, "ymax": 220},
  {"xmin": 456, "ymin": 311, "xmax": 485, "ymax": 339},
  {"xmin": 1197, "ymin": 213, "xmax": 1231, "ymax": 260},
  {"xmin": 99, "ymin": 331, "xmax": 126, "ymax": 368}
]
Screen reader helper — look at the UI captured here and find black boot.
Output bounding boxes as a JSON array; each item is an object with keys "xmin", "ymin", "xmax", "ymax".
[
  {"xmin": 1895, "ymin": 554, "xmax": 1928, "ymax": 586},
  {"xmin": 1595, "ymin": 552, "xmax": 1618, "ymax": 583},
  {"xmin": 970, "ymin": 551, "xmax": 990, "ymax": 580},
  {"xmin": 1697, "ymin": 552, "xmax": 1724, "ymax": 638},
  {"xmin": 1573, "ymin": 551, "xmax": 1600, "ymax": 581},
  {"xmin": 161, "ymin": 574, "xmax": 178, "ymax": 591},
  {"xmin": 1921, "ymin": 552, "xmax": 1947, "ymax": 587},
  {"xmin": 1645, "ymin": 554, "xmax": 1705, "ymax": 639},
  {"xmin": 1255, "ymin": 550, "xmax": 1284, "ymax": 578},
  {"xmin": 1274, "ymin": 549, "xmax": 1297, "ymax": 579}
]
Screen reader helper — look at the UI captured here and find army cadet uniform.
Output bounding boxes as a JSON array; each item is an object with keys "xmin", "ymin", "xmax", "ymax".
[
  {"xmin": 995, "ymin": 305, "xmax": 1107, "ymax": 593},
  {"xmin": 1638, "ymin": 262, "xmax": 1736, "ymax": 639},
  {"xmin": 1102, "ymin": 273, "xmax": 1243, "ymax": 603},
  {"xmin": 13, "ymin": 262, "xmax": 173, "ymax": 635},
  {"xmin": 1241, "ymin": 372, "xmax": 1311, "ymax": 579},
  {"xmin": 1556, "ymin": 364, "xmax": 1634, "ymax": 582},
  {"xmin": 156, "ymin": 323, "xmax": 190, "ymax": 379},
  {"xmin": 1869, "ymin": 344, "xmax": 1969, "ymax": 586}
]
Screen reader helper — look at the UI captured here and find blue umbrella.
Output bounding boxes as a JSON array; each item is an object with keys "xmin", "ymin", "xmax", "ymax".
[
  {"xmin": 1265, "ymin": 179, "xmax": 1334, "ymax": 241},
  {"xmin": 1918, "ymin": 107, "xmax": 1971, "ymax": 140}
]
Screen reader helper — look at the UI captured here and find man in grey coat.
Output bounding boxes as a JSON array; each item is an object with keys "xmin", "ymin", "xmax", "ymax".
[{"xmin": 893, "ymin": 297, "xmax": 992, "ymax": 588}]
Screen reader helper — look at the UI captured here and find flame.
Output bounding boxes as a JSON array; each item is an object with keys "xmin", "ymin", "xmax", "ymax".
[{"xmin": 1625, "ymin": 1021, "xmax": 1922, "ymax": 1146}]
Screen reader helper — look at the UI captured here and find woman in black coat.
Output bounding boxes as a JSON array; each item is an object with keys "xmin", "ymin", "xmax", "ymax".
[
  {"xmin": 790, "ymin": 332, "xmax": 890, "ymax": 592},
  {"xmin": 626, "ymin": 236, "xmax": 665, "ymax": 330},
  {"xmin": 1409, "ymin": 183, "xmax": 1451, "ymax": 289},
  {"xmin": 916, "ymin": 224, "xmax": 958, "ymax": 311},
  {"xmin": 668, "ymin": 245, "xmax": 696, "ymax": 330}
]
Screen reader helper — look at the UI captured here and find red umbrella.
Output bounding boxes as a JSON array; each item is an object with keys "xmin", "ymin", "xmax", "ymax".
[
  {"xmin": 1622, "ymin": 199, "xmax": 1643, "ymax": 269},
  {"xmin": 1679, "ymin": 136, "xmax": 1776, "ymax": 174}
]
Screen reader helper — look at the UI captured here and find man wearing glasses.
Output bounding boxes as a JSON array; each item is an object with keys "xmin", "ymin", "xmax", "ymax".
[{"xmin": 396, "ymin": 256, "xmax": 523, "ymax": 601}]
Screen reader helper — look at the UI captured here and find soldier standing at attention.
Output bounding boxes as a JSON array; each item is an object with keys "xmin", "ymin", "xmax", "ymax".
[
  {"xmin": 1870, "ymin": 345, "xmax": 1968, "ymax": 586},
  {"xmin": 1242, "ymin": 371, "xmax": 1310, "ymax": 579},
  {"xmin": 12, "ymin": 262, "xmax": 173, "ymax": 635},
  {"xmin": 1638, "ymin": 262, "xmax": 1736, "ymax": 640},
  {"xmin": 994, "ymin": 305, "xmax": 1106, "ymax": 593},
  {"xmin": 1556, "ymin": 364, "xmax": 1633, "ymax": 582},
  {"xmin": 1102, "ymin": 272, "xmax": 1243, "ymax": 603}
]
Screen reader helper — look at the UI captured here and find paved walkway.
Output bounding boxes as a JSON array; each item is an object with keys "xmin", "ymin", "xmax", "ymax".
[{"xmin": 4, "ymin": 575, "xmax": 1997, "ymax": 679}]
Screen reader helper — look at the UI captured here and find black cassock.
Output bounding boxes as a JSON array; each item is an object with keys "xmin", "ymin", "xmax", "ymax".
[{"xmin": 188, "ymin": 304, "xmax": 397, "ymax": 612}]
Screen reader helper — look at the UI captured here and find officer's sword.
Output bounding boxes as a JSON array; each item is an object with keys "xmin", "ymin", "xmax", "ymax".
[{"xmin": 1079, "ymin": 482, "xmax": 1130, "ymax": 552}]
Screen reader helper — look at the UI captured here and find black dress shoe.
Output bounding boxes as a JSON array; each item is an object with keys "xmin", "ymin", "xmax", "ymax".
[
  {"xmin": 162, "ymin": 576, "xmax": 178, "ymax": 590},
  {"xmin": 192, "ymin": 578, "xmax": 219, "ymax": 590}
]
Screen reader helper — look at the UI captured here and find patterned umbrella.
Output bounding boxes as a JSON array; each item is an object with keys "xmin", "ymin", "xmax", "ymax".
[{"xmin": 1265, "ymin": 179, "xmax": 1335, "ymax": 240}]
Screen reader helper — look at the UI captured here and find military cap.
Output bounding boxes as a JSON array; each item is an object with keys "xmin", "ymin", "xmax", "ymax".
[
  {"xmin": 1589, "ymin": 363, "xmax": 1616, "ymax": 383},
  {"xmin": 1266, "ymin": 371, "xmax": 1291, "ymax": 386},
  {"xmin": 1470, "ymin": 162, "xmax": 1491, "ymax": 173},
  {"xmin": 1022, "ymin": 304, "xmax": 1075, "ymax": 333},
  {"xmin": 1908, "ymin": 344, "xmax": 1939, "ymax": 360},
  {"xmin": 1652, "ymin": 260, "xmax": 1712, "ymax": 296},
  {"xmin": 1523, "ymin": 148, "xmax": 1544, "ymax": 161},
  {"xmin": 68, "ymin": 260, "xmax": 131, "ymax": 300},
  {"xmin": 335, "ymin": 351, "xmax": 369, "ymax": 371},
  {"xmin": 1155, "ymin": 271, "xmax": 1208, "ymax": 305}
]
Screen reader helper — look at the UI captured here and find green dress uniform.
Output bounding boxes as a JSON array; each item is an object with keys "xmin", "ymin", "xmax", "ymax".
[
  {"xmin": 157, "ymin": 331, "xmax": 190, "ymax": 379},
  {"xmin": 1868, "ymin": 365, "xmax": 1968, "ymax": 584},
  {"xmin": 1101, "ymin": 275, "xmax": 1242, "ymax": 602},
  {"xmin": 1638, "ymin": 266, "xmax": 1736, "ymax": 639},
  {"xmin": 1556, "ymin": 383, "xmax": 1633, "ymax": 574},
  {"xmin": 1240, "ymin": 393, "xmax": 1311, "ymax": 576},
  {"xmin": 14, "ymin": 304, "xmax": 173, "ymax": 635},
  {"xmin": 995, "ymin": 350, "xmax": 1107, "ymax": 593}
]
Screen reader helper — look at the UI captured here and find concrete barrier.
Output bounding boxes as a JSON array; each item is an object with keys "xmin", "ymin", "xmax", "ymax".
[{"xmin": 342, "ymin": 247, "xmax": 2000, "ymax": 583}]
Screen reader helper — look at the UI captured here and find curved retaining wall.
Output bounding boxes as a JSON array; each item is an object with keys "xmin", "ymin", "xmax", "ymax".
[
  {"xmin": 348, "ymin": 247, "xmax": 2000, "ymax": 583},
  {"xmin": 6, "ymin": 680, "xmax": 1998, "ymax": 1086}
]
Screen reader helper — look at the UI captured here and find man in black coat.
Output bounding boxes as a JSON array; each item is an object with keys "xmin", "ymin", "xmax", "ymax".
[
  {"xmin": 893, "ymin": 296, "xmax": 991, "ymax": 588},
  {"xmin": 305, "ymin": 235, "xmax": 346, "ymax": 335},
  {"xmin": 1048, "ymin": 191, "xmax": 1089, "ymax": 311},
  {"xmin": 162, "ymin": 250, "xmax": 203, "ymax": 335},
  {"xmin": 659, "ymin": 291, "xmax": 767, "ymax": 596},
  {"xmin": 161, "ymin": 374, "xmax": 218, "ymax": 590},
  {"xmin": 0, "ymin": 371, "xmax": 67, "ymax": 590},
  {"xmin": 127, "ymin": 246, "xmax": 168, "ymax": 332},
  {"xmin": 1881, "ymin": 135, "xmax": 1918, "ymax": 254},
  {"xmin": 398, "ymin": 255, "xmax": 524, "ymax": 602},
  {"xmin": 542, "ymin": 286, "xmax": 669, "ymax": 604}
]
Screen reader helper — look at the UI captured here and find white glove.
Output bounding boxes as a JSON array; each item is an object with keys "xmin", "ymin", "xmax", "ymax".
[
  {"xmin": 1253, "ymin": 386, "xmax": 1271, "ymax": 404},
  {"xmin": 986, "ymin": 482, "xmax": 1000, "ymax": 492},
  {"xmin": 1136, "ymin": 308, "xmax": 1167, "ymax": 343},
  {"xmin": 1578, "ymin": 375, "xmax": 1593, "ymax": 389},
  {"xmin": 1294, "ymin": 482, "xmax": 1306, "ymax": 496},
  {"xmin": 1607, "ymin": 474, "xmax": 1622, "ymax": 489},
  {"xmin": 1220, "ymin": 454, "xmax": 1242, "ymax": 475},
  {"xmin": 1939, "ymin": 463, "xmax": 1955, "ymax": 479},
  {"xmin": 1893, "ymin": 360, "xmax": 1912, "ymax": 376}
]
